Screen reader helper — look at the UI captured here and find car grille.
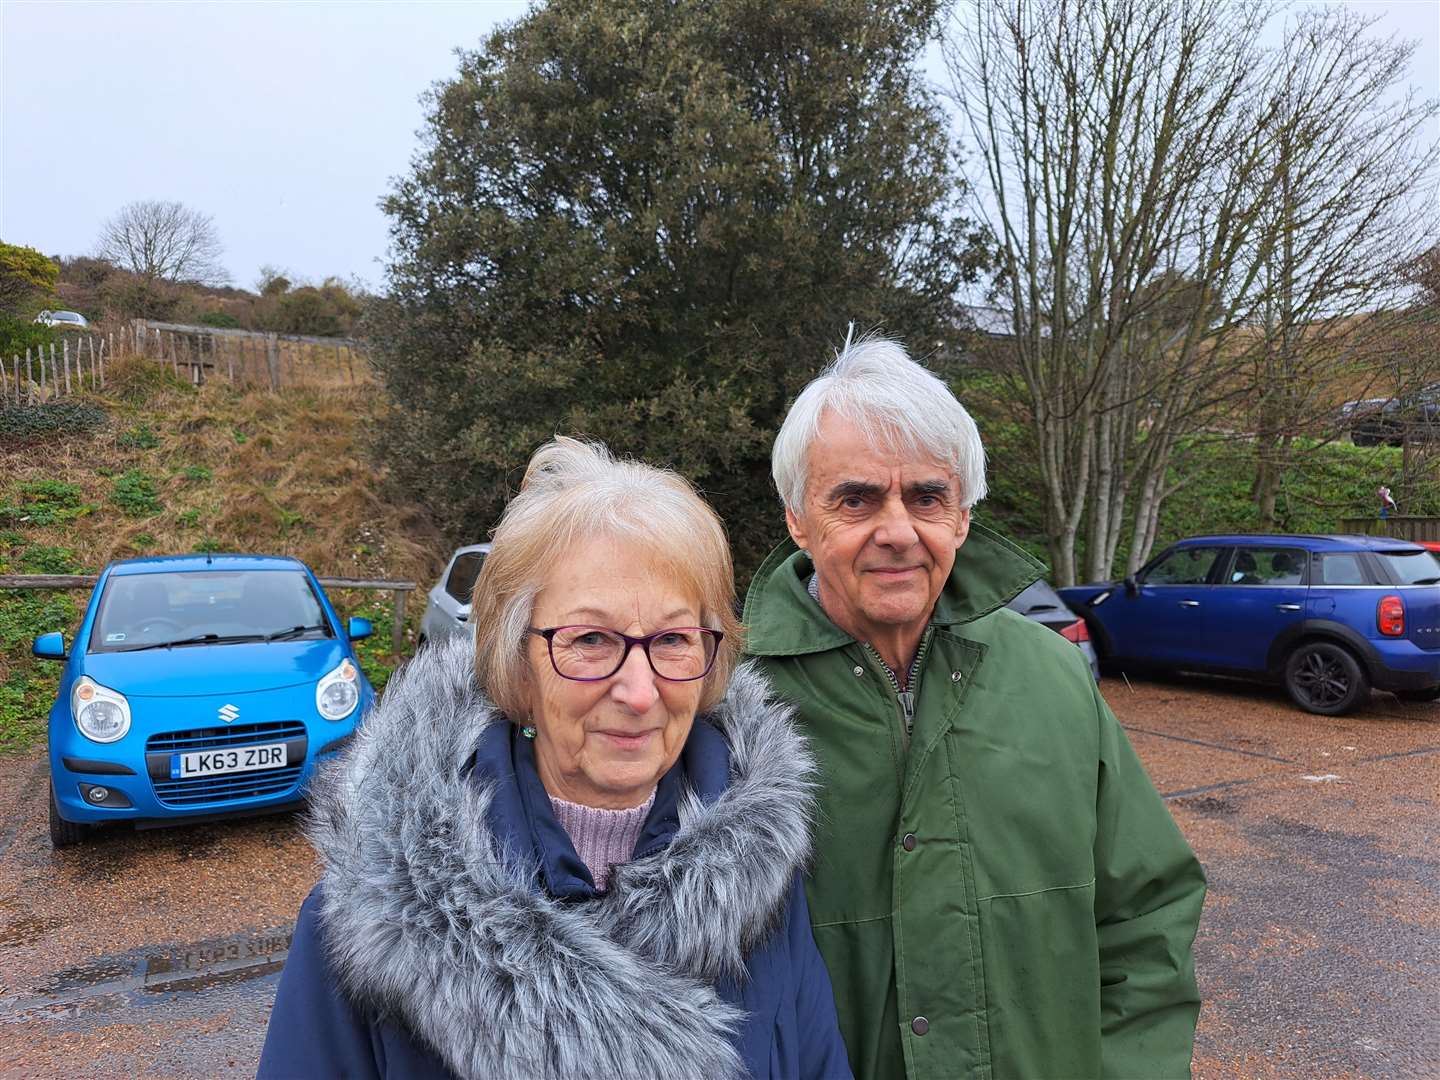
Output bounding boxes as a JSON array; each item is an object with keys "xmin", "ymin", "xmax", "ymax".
[{"xmin": 147, "ymin": 721, "xmax": 306, "ymax": 808}]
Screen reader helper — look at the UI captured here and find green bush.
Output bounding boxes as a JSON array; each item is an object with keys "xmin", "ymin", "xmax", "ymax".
[
  {"xmin": 178, "ymin": 464, "xmax": 211, "ymax": 483},
  {"xmin": 111, "ymin": 469, "xmax": 163, "ymax": 517},
  {"xmin": 0, "ymin": 316, "xmax": 56, "ymax": 360},
  {"xmin": 17, "ymin": 545, "xmax": 80, "ymax": 574},
  {"xmin": 192, "ymin": 537, "xmax": 223, "ymax": 553},
  {"xmin": 0, "ymin": 478, "xmax": 88, "ymax": 527},
  {"xmin": 0, "ymin": 401, "xmax": 107, "ymax": 440},
  {"xmin": 198, "ymin": 310, "xmax": 241, "ymax": 329},
  {"xmin": 118, "ymin": 423, "xmax": 161, "ymax": 450},
  {"xmin": 176, "ymin": 508, "xmax": 200, "ymax": 527}
]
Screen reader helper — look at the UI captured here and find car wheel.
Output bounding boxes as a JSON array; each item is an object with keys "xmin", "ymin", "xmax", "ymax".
[
  {"xmin": 48, "ymin": 781, "xmax": 88, "ymax": 849},
  {"xmin": 1284, "ymin": 641, "xmax": 1369, "ymax": 715},
  {"xmin": 1395, "ymin": 685, "xmax": 1440, "ymax": 703}
]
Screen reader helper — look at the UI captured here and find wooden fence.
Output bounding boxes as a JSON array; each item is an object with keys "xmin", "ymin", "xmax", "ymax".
[
  {"xmin": 2, "ymin": 319, "xmax": 369, "ymax": 406},
  {"xmin": 0, "ymin": 574, "xmax": 416, "ymax": 653},
  {"xmin": 1338, "ymin": 516, "xmax": 1440, "ymax": 543}
]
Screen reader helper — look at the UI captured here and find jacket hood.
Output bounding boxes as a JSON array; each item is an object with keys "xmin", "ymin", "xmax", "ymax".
[
  {"xmin": 307, "ymin": 636, "xmax": 817, "ymax": 1080},
  {"xmin": 744, "ymin": 520, "xmax": 1046, "ymax": 656}
]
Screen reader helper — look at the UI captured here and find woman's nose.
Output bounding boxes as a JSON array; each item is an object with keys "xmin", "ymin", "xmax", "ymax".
[{"xmin": 609, "ymin": 643, "xmax": 660, "ymax": 711}]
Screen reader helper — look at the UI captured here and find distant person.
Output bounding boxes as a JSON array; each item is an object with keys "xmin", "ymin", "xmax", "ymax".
[
  {"xmin": 1379, "ymin": 484, "xmax": 1398, "ymax": 519},
  {"xmin": 258, "ymin": 438, "xmax": 850, "ymax": 1079},
  {"xmin": 744, "ymin": 332, "xmax": 1206, "ymax": 1079}
]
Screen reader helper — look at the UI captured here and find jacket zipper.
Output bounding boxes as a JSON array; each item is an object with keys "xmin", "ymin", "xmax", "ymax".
[{"xmin": 862, "ymin": 629, "xmax": 931, "ymax": 746}]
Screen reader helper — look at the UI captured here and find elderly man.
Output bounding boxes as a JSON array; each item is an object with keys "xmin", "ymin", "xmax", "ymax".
[{"xmin": 744, "ymin": 334, "xmax": 1205, "ymax": 1080}]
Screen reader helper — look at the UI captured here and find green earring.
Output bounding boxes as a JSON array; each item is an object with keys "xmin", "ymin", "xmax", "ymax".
[{"xmin": 520, "ymin": 724, "xmax": 536, "ymax": 739}]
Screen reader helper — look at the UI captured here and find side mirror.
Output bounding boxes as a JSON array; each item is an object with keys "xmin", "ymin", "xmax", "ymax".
[
  {"xmin": 1123, "ymin": 575, "xmax": 1139, "ymax": 596},
  {"xmin": 32, "ymin": 632, "xmax": 67, "ymax": 660},
  {"xmin": 346, "ymin": 617, "xmax": 373, "ymax": 641}
]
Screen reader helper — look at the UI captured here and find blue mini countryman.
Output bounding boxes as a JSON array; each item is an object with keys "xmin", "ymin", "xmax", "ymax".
[
  {"xmin": 33, "ymin": 555, "xmax": 376, "ymax": 847},
  {"xmin": 1058, "ymin": 534, "xmax": 1440, "ymax": 715}
]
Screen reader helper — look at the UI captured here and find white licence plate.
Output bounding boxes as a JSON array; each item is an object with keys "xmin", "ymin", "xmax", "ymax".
[{"xmin": 170, "ymin": 742, "xmax": 288, "ymax": 779}]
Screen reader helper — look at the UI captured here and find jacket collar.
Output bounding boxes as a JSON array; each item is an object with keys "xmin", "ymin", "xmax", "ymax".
[
  {"xmin": 307, "ymin": 637, "xmax": 817, "ymax": 1080},
  {"xmin": 743, "ymin": 520, "xmax": 1045, "ymax": 657}
]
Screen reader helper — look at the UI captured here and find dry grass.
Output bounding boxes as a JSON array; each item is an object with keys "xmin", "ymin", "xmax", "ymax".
[{"xmin": 3, "ymin": 357, "xmax": 442, "ymax": 583}]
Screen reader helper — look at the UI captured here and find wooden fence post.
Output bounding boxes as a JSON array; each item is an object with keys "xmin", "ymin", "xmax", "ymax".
[
  {"xmin": 63, "ymin": 340, "xmax": 72, "ymax": 395},
  {"xmin": 266, "ymin": 332, "xmax": 280, "ymax": 392},
  {"xmin": 26, "ymin": 348, "xmax": 34, "ymax": 404},
  {"xmin": 391, "ymin": 588, "xmax": 407, "ymax": 653},
  {"xmin": 11, "ymin": 356, "xmax": 18, "ymax": 405}
]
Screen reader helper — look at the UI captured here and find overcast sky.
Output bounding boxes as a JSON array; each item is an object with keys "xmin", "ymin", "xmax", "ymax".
[{"xmin": 3, "ymin": 0, "xmax": 1437, "ymax": 295}]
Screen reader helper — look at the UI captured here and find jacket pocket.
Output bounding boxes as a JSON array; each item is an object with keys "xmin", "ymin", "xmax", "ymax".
[{"xmin": 976, "ymin": 881, "xmax": 1103, "ymax": 1079}]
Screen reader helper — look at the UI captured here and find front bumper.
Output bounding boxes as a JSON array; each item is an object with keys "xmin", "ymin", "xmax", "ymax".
[{"xmin": 49, "ymin": 691, "xmax": 369, "ymax": 827}]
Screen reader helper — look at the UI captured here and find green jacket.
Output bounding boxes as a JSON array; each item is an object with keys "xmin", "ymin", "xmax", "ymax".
[{"xmin": 744, "ymin": 525, "xmax": 1205, "ymax": 1080}]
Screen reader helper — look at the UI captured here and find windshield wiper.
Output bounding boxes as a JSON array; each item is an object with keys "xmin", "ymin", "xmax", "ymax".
[
  {"xmin": 265, "ymin": 623, "xmax": 328, "ymax": 642},
  {"xmin": 121, "ymin": 633, "xmax": 266, "ymax": 652},
  {"xmin": 1410, "ymin": 577, "xmax": 1440, "ymax": 585}
]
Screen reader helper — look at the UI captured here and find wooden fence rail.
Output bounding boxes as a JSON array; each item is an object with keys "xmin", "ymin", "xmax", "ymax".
[
  {"xmin": 3, "ymin": 320, "xmax": 369, "ymax": 406},
  {"xmin": 0, "ymin": 574, "xmax": 416, "ymax": 653},
  {"xmin": 1339, "ymin": 516, "xmax": 1440, "ymax": 543}
]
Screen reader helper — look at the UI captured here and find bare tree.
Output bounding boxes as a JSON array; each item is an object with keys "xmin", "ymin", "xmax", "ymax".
[
  {"xmin": 1243, "ymin": 7, "xmax": 1440, "ymax": 524},
  {"xmin": 945, "ymin": 0, "xmax": 1440, "ymax": 582},
  {"xmin": 945, "ymin": 0, "xmax": 1285, "ymax": 583},
  {"xmin": 95, "ymin": 200, "xmax": 228, "ymax": 285}
]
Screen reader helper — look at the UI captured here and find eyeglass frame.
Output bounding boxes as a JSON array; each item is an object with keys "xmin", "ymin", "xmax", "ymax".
[{"xmin": 525, "ymin": 624, "xmax": 724, "ymax": 683}]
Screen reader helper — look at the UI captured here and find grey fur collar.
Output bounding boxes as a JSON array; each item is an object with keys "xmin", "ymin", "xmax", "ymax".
[{"xmin": 307, "ymin": 637, "xmax": 817, "ymax": 1080}]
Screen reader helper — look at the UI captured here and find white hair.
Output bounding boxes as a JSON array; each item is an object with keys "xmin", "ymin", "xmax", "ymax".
[{"xmin": 772, "ymin": 331, "xmax": 988, "ymax": 512}]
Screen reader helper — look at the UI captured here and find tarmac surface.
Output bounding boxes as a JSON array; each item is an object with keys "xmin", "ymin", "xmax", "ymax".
[{"xmin": 0, "ymin": 672, "xmax": 1436, "ymax": 1079}]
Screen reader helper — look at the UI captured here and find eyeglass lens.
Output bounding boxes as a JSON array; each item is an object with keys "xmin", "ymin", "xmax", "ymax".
[{"xmin": 549, "ymin": 626, "xmax": 716, "ymax": 680}]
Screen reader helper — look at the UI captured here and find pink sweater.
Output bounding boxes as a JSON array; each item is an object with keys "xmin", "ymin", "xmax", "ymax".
[{"xmin": 549, "ymin": 789, "xmax": 657, "ymax": 890}]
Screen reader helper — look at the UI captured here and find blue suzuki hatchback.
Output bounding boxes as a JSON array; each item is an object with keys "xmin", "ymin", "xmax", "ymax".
[
  {"xmin": 1058, "ymin": 534, "xmax": 1440, "ymax": 715},
  {"xmin": 33, "ymin": 555, "xmax": 376, "ymax": 847}
]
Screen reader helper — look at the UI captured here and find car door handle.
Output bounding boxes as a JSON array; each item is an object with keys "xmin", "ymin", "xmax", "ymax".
[
  {"xmin": 1275, "ymin": 603, "xmax": 1302, "ymax": 611},
  {"xmin": 1178, "ymin": 600, "xmax": 1200, "ymax": 607}
]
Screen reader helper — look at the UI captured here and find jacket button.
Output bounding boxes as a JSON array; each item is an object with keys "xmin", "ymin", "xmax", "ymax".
[
  {"xmin": 902, "ymin": 832, "xmax": 917, "ymax": 851},
  {"xmin": 911, "ymin": 1016, "xmax": 929, "ymax": 1036},
  {"xmin": 853, "ymin": 665, "xmax": 865, "ymax": 676}
]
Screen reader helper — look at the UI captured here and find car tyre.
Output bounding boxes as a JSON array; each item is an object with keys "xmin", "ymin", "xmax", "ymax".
[
  {"xmin": 48, "ymin": 781, "xmax": 88, "ymax": 849},
  {"xmin": 1284, "ymin": 641, "xmax": 1369, "ymax": 716},
  {"xmin": 1395, "ymin": 685, "xmax": 1440, "ymax": 703}
]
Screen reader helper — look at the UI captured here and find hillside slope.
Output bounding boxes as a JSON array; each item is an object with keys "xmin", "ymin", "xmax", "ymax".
[{"xmin": 0, "ymin": 358, "xmax": 445, "ymax": 751}]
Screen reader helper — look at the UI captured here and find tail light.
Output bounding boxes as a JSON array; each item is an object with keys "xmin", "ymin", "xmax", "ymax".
[
  {"xmin": 1059, "ymin": 619, "xmax": 1090, "ymax": 644},
  {"xmin": 1377, "ymin": 595, "xmax": 1405, "ymax": 637}
]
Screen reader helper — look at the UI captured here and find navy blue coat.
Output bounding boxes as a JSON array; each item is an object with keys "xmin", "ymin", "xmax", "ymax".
[{"xmin": 258, "ymin": 714, "xmax": 851, "ymax": 1079}]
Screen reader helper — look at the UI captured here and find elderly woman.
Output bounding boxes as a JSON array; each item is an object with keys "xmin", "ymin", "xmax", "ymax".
[{"xmin": 257, "ymin": 438, "xmax": 850, "ymax": 1080}]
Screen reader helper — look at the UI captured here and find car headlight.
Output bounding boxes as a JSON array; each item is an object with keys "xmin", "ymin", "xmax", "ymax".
[
  {"xmin": 316, "ymin": 660, "xmax": 360, "ymax": 721},
  {"xmin": 71, "ymin": 677, "xmax": 131, "ymax": 743}
]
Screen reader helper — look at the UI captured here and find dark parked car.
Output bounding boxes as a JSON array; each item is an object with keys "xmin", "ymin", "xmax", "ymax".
[
  {"xmin": 1058, "ymin": 534, "xmax": 1440, "ymax": 715},
  {"xmin": 1007, "ymin": 579, "xmax": 1100, "ymax": 680},
  {"xmin": 1343, "ymin": 384, "xmax": 1440, "ymax": 446}
]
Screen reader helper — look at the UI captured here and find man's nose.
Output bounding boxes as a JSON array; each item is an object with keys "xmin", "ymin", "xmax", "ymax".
[
  {"xmin": 872, "ymin": 497, "xmax": 920, "ymax": 550},
  {"xmin": 609, "ymin": 642, "xmax": 661, "ymax": 712}
]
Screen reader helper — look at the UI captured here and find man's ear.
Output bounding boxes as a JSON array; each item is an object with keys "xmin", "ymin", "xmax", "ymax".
[
  {"xmin": 785, "ymin": 505, "xmax": 809, "ymax": 551},
  {"xmin": 955, "ymin": 507, "xmax": 971, "ymax": 550}
]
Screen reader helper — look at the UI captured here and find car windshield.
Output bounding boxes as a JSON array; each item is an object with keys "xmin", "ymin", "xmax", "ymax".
[
  {"xmin": 1375, "ymin": 550, "xmax": 1440, "ymax": 586},
  {"xmin": 55, "ymin": 312, "xmax": 82, "ymax": 323},
  {"xmin": 90, "ymin": 570, "xmax": 332, "ymax": 652}
]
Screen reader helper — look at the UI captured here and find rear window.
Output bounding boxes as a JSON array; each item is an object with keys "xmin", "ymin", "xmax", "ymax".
[
  {"xmin": 1375, "ymin": 550, "xmax": 1440, "ymax": 586},
  {"xmin": 1319, "ymin": 553, "xmax": 1368, "ymax": 585},
  {"xmin": 444, "ymin": 552, "xmax": 486, "ymax": 603}
]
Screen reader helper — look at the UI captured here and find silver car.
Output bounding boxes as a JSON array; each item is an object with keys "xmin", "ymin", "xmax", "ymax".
[
  {"xmin": 418, "ymin": 544, "xmax": 490, "ymax": 647},
  {"xmin": 1007, "ymin": 579, "xmax": 1101, "ymax": 681},
  {"xmin": 34, "ymin": 310, "xmax": 90, "ymax": 329}
]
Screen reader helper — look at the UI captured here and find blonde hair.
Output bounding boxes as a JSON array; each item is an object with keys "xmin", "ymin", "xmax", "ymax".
[{"xmin": 471, "ymin": 437, "xmax": 741, "ymax": 719}]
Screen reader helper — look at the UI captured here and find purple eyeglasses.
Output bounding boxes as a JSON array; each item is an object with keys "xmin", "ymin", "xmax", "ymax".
[{"xmin": 526, "ymin": 625, "xmax": 722, "ymax": 682}]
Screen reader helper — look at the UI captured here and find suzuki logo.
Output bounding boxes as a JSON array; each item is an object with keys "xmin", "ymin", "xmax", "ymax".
[{"xmin": 218, "ymin": 704, "xmax": 240, "ymax": 724}]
